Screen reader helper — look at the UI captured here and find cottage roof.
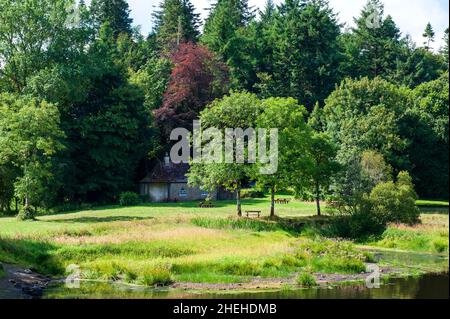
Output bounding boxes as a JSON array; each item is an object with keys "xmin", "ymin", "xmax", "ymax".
[{"xmin": 140, "ymin": 159, "xmax": 190, "ymax": 183}]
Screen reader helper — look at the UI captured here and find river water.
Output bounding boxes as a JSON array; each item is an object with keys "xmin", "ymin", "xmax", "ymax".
[{"xmin": 43, "ymin": 272, "xmax": 449, "ymax": 299}]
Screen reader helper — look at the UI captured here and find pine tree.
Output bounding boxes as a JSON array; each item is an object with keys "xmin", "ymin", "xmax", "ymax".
[
  {"xmin": 342, "ymin": 0, "xmax": 403, "ymax": 80},
  {"xmin": 153, "ymin": 0, "xmax": 200, "ymax": 51},
  {"xmin": 202, "ymin": 0, "xmax": 253, "ymax": 55},
  {"xmin": 263, "ymin": 0, "xmax": 342, "ymax": 109},
  {"xmin": 90, "ymin": 0, "xmax": 133, "ymax": 37},
  {"xmin": 423, "ymin": 22, "xmax": 435, "ymax": 50},
  {"xmin": 202, "ymin": 0, "xmax": 256, "ymax": 89}
]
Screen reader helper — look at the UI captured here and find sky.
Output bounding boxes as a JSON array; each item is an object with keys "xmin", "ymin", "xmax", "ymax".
[{"xmin": 93, "ymin": 0, "xmax": 450, "ymax": 50}]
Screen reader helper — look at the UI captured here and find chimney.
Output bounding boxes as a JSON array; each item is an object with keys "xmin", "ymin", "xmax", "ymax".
[{"xmin": 164, "ymin": 153, "xmax": 171, "ymax": 167}]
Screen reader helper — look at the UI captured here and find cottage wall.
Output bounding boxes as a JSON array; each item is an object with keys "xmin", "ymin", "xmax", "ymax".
[
  {"xmin": 169, "ymin": 183, "xmax": 217, "ymax": 201},
  {"xmin": 141, "ymin": 183, "xmax": 168, "ymax": 202}
]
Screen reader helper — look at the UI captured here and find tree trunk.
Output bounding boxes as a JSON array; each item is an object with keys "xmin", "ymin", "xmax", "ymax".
[
  {"xmin": 236, "ymin": 187, "xmax": 242, "ymax": 217},
  {"xmin": 315, "ymin": 180, "xmax": 321, "ymax": 216},
  {"xmin": 270, "ymin": 185, "xmax": 275, "ymax": 218}
]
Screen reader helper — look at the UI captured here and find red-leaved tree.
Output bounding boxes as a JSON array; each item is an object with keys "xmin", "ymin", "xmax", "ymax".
[{"xmin": 154, "ymin": 42, "xmax": 229, "ymax": 141}]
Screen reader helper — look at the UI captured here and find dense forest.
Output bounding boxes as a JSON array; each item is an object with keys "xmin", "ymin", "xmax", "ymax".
[{"xmin": 0, "ymin": 0, "xmax": 448, "ymax": 221}]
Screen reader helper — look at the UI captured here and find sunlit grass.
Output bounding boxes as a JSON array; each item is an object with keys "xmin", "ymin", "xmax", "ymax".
[{"xmin": 0, "ymin": 199, "xmax": 448, "ymax": 287}]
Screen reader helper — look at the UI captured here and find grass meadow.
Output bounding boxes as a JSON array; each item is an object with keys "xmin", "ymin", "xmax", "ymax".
[{"xmin": 0, "ymin": 197, "xmax": 448, "ymax": 287}]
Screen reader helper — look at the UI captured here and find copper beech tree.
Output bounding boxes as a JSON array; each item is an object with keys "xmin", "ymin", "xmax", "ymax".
[{"xmin": 154, "ymin": 42, "xmax": 229, "ymax": 141}]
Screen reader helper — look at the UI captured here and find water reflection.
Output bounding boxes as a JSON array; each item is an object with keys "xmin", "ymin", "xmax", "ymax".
[{"xmin": 44, "ymin": 273, "xmax": 449, "ymax": 299}]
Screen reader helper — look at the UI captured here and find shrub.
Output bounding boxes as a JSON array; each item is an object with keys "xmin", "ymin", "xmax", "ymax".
[
  {"xmin": 370, "ymin": 172, "xmax": 420, "ymax": 225},
  {"xmin": 17, "ymin": 206, "xmax": 36, "ymax": 221},
  {"xmin": 119, "ymin": 192, "xmax": 142, "ymax": 206},
  {"xmin": 296, "ymin": 272, "xmax": 317, "ymax": 287}
]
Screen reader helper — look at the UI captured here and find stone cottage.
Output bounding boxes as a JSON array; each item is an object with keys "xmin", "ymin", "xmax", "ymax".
[{"xmin": 139, "ymin": 155, "xmax": 234, "ymax": 202}]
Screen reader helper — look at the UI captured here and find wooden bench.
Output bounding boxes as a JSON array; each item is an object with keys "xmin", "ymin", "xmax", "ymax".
[{"xmin": 245, "ymin": 210, "xmax": 262, "ymax": 218}]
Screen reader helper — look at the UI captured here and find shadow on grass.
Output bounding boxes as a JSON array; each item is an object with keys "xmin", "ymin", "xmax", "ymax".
[
  {"xmin": 418, "ymin": 207, "xmax": 449, "ymax": 215},
  {"xmin": 0, "ymin": 237, "xmax": 63, "ymax": 275}
]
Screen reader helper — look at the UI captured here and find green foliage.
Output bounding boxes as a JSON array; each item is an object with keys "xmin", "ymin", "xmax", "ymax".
[
  {"xmin": 130, "ymin": 57, "xmax": 172, "ymax": 111},
  {"xmin": 254, "ymin": 0, "xmax": 342, "ymax": 108},
  {"xmin": 153, "ymin": 0, "xmax": 200, "ymax": 50},
  {"xmin": 188, "ymin": 91, "xmax": 262, "ymax": 216},
  {"xmin": 240, "ymin": 189, "xmax": 265, "ymax": 199},
  {"xmin": 0, "ymin": 0, "xmax": 89, "ymax": 93},
  {"xmin": 304, "ymin": 132, "xmax": 341, "ymax": 215},
  {"xmin": 294, "ymin": 238, "xmax": 367, "ymax": 274},
  {"xmin": 374, "ymin": 226, "xmax": 449, "ymax": 254},
  {"xmin": 118, "ymin": 192, "xmax": 142, "ymax": 207},
  {"xmin": 254, "ymin": 97, "xmax": 312, "ymax": 216},
  {"xmin": 370, "ymin": 171, "xmax": 420, "ymax": 225},
  {"xmin": 202, "ymin": 0, "xmax": 255, "ymax": 89},
  {"xmin": 333, "ymin": 170, "xmax": 420, "ymax": 239},
  {"xmin": 90, "ymin": 0, "xmax": 133, "ymax": 37},
  {"xmin": 138, "ymin": 266, "xmax": 173, "ymax": 286},
  {"xmin": 296, "ymin": 272, "xmax": 317, "ymax": 287},
  {"xmin": 17, "ymin": 206, "xmax": 36, "ymax": 221},
  {"xmin": 0, "ymin": 94, "xmax": 64, "ymax": 212},
  {"xmin": 422, "ymin": 22, "xmax": 435, "ymax": 50},
  {"xmin": 403, "ymin": 72, "xmax": 449, "ymax": 199},
  {"xmin": 360, "ymin": 150, "xmax": 393, "ymax": 190},
  {"xmin": 340, "ymin": 0, "xmax": 404, "ymax": 81},
  {"xmin": 323, "ymin": 77, "xmax": 409, "ymax": 168}
]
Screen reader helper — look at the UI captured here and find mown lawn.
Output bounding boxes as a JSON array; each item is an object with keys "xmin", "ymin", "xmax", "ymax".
[{"xmin": 0, "ymin": 198, "xmax": 448, "ymax": 287}]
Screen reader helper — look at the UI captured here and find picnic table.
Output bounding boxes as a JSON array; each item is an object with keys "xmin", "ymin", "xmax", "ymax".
[
  {"xmin": 199, "ymin": 201, "xmax": 215, "ymax": 208},
  {"xmin": 275, "ymin": 198, "xmax": 291, "ymax": 204}
]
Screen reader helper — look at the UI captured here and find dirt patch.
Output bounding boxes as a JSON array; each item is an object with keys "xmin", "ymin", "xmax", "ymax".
[{"xmin": 0, "ymin": 263, "xmax": 52, "ymax": 299}]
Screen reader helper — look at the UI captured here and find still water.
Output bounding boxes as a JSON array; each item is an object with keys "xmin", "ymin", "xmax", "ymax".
[{"xmin": 44, "ymin": 272, "xmax": 449, "ymax": 299}]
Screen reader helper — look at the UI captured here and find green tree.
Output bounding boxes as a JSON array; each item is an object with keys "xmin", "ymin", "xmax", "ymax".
[
  {"xmin": 398, "ymin": 48, "xmax": 446, "ymax": 88},
  {"xmin": 153, "ymin": 0, "xmax": 200, "ymax": 50},
  {"xmin": 90, "ymin": 0, "xmax": 133, "ymax": 37},
  {"xmin": 305, "ymin": 132, "xmax": 340, "ymax": 216},
  {"xmin": 402, "ymin": 72, "xmax": 449, "ymax": 198},
  {"xmin": 0, "ymin": 93, "xmax": 64, "ymax": 219},
  {"xmin": 0, "ymin": 0, "xmax": 87, "ymax": 93},
  {"xmin": 322, "ymin": 77, "xmax": 409, "ymax": 170},
  {"xmin": 129, "ymin": 57, "xmax": 173, "ymax": 111},
  {"xmin": 64, "ymin": 24, "xmax": 152, "ymax": 202},
  {"xmin": 265, "ymin": 0, "xmax": 342, "ymax": 109},
  {"xmin": 254, "ymin": 97, "xmax": 312, "ymax": 217},
  {"xmin": 0, "ymin": 164, "xmax": 17, "ymax": 213},
  {"xmin": 370, "ymin": 171, "xmax": 420, "ymax": 225},
  {"xmin": 188, "ymin": 92, "xmax": 262, "ymax": 216},
  {"xmin": 360, "ymin": 150, "xmax": 392, "ymax": 190},
  {"xmin": 341, "ymin": 0, "xmax": 404, "ymax": 81},
  {"xmin": 202, "ymin": 0, "xmax": 255, "ymax": 89},
  {"xmin": 422, "ymin": 22, "xmax": 435, "ymax": 51}
]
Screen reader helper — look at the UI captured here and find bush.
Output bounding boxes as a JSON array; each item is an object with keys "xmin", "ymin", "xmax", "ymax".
[
  {"xmin": 17, "ymin": 206, "xmax": 36, "ymax": 221},
  {"xmin": 119, "ymin": 192, "xmax": 142, "ymax": 206},
  {"xmin": 370, "ymin": 172, "xmax": 420, "ymax": 225},
  {"xmin": 296, "ymin": 272, "xmax": 317, "ymax": 287}
]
